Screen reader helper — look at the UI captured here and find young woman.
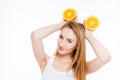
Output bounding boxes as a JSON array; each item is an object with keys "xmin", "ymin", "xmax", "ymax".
[{"xmin": 31, "ymin": 21, "xmax": 111, "ymax": 80}]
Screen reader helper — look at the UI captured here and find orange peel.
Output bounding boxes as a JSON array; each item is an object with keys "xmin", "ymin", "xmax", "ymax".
[
  {"xmin": 85, "ymin": 15, "xmax": 100, "ymax": 30},
  {"xmin": 63, "ymin": 8, "xmax": 77, "ymax": 21}
]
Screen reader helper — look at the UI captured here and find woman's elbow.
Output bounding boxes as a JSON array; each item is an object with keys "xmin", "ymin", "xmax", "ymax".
[
  {"xmin": 102, "ymin": 54, "xmax": 111, "ymax": 64},
  {"xmin": 31, "ymin": 31, "xmax": 39, "ymax": 40}
]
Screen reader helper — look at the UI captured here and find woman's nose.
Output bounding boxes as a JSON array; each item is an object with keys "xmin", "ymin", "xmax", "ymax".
[{"xmin": 59, "ymin": 40, "xmax": 66, "ymax": 47}]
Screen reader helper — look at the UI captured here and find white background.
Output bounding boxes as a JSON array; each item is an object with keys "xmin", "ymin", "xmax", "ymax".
[{"xmin": 0, "ymin": 0, "xmax": 120, "ymax": 80}]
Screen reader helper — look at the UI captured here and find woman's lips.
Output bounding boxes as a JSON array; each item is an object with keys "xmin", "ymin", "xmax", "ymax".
[{"xmin": 59, "ymin": 46, "xmax": 64, "ymax": 50}]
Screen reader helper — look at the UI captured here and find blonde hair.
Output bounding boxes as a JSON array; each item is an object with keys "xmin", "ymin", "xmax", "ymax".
[{"xmin": 56, "ymin": 21, "xmax": 86, "ymax": 80}]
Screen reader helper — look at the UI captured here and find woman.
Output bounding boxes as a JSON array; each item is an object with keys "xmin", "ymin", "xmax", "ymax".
[{"xmin": 31, "ymin": 21, "xmax": 111, "ymax": 80}]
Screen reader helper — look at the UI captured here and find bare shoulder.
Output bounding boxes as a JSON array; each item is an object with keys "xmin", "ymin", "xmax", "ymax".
[
  {"xmin": 45, "ymin": 54, "xmax": 50, "ymax": 62},
  {"xmin": 40, "ymin": 54, "xmax": 50, "ymax": 73}
]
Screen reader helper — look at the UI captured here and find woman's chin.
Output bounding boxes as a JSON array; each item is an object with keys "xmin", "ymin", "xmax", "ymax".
[
  {"xmin": 57, "ymin": 51, "xmax": 70, "ymax": 56},
  {"xmin": 57, "ymin": 51, "xmax": 64, "ymax": 55}
]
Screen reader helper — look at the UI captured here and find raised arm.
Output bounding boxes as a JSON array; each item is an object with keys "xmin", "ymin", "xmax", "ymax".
[
  {"xmin": 85, "ymin": 28, "xmax": 111, "ymax": 74},
  {"xmin": 31, "ymin": 21, "xmax": 65, "ymax": 73}
]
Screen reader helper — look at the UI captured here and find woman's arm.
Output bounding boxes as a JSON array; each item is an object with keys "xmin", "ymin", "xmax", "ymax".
[
  {"xmin": 85, "ymin": 28, "xmax": 111, "ymax": 74},
  {"xmin": 31, "ymin": 21, "xmax": 65, "ymax": 73}
]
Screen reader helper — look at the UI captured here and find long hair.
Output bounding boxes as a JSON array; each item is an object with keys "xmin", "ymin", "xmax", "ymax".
[{"xmin": 56, "ymin": 21, "xmax": 86, "ymax": 80}]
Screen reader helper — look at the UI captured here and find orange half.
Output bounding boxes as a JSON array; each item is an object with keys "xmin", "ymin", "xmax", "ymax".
[
  {"xmin": 85, "ymin": 15, "xmax": 100, "ymax": 30},
  {"xmin": 63, "ymin": 8, "xmax": 77, "ymax": 21}
]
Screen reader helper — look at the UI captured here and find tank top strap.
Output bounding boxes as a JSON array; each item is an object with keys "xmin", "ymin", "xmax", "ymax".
[
  {"xmin": 42, "ymin": 56, "xmax": 75, "ymax": 80},
  {"xmin": 42, "ymin": 56, "xmax": 55, "ymax": 74},
  {"xmin": 47, "ymin": 56, "xmax": 55, "ymax": 65}
]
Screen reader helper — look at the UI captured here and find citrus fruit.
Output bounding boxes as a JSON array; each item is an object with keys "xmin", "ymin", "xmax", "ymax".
[
  {"xmin": 63, "ymin": 8, "xmax": 77, "ymax": 21},
  {"xmin": 85, "ymin": 15, "xmax": 100, "ymax": 30}
]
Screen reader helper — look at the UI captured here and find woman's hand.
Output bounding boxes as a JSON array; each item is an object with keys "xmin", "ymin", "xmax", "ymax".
[
  {"xmin": 60, "ymin": 16, "xmax": 78, "ymax": 29},
  {"xmin": 82, "ymin": 21, "xmax": 93, "ymax": 38},
  {"xmin": 61, "ymin": 20, "xmax": 67, "ymax": 25}
]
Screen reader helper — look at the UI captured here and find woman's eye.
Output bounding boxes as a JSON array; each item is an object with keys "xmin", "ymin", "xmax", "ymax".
[
  {"xmin": 68, "ymin": 40, "xmax": 72, "ymax": 43},
  {"xmin": 59, "ymin": 35, "xmax": 63, "ymax": 39}
]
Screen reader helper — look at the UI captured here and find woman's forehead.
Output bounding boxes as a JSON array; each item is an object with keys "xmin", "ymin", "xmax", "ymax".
[{"xmin": 61, "ymin": 27, "xmax": 77, "ymax": 40}]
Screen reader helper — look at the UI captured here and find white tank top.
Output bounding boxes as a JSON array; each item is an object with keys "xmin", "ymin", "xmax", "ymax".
[{"xmin": 42, "ymin": 56, "xmax": 75, "ymax": 80}]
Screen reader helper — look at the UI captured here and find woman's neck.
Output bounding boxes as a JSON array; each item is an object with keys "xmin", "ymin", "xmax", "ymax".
[{"xmin": 55, "ymin": 54, "xmax": 72, "ymax": 63}]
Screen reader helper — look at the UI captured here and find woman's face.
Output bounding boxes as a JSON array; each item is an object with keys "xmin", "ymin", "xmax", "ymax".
[{"xmin": 57, "ymin": 27, "xmax": 77, "ymax": 55}]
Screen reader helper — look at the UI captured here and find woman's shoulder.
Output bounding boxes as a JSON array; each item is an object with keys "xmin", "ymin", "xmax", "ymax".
[
  {"xmin": 40, "ymin": 54, "xmax": 50, "ymax": 73},
  {"xmin": 46, "ymin": 55, "xmax": 56, "ymax": 62},
  {"xmin": 41, "ymin": 55, "xmax": 55, "ymax": 73},
  {"xmin": 44, "ymin": 54, "xmax": 56, "ymax": 66},
  {"xmin": 45, "ymin": 54, "xmax": 50, "ymax": 62}
]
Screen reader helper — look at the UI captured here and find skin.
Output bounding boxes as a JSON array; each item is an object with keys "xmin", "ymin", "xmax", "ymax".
[
  {"xmin": 57, "ymin": 27, "xmax": 77, "ymax": 56},
  {"xmin": 52, "ymin": 27, "xmax": 77, "ymax": 72},
  {"xmin": 31, "ymin": 20, "xmax": 111, "ymax": 74}
]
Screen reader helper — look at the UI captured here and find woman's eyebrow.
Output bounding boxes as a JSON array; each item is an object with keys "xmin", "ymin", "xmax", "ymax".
[
  {"xmin": 67, "ymin": 38, "xmax": 74, "ymax": 41},
  {"xmin": 60, "ymin": 33, "xmax": 74, "ymax": 41}
]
